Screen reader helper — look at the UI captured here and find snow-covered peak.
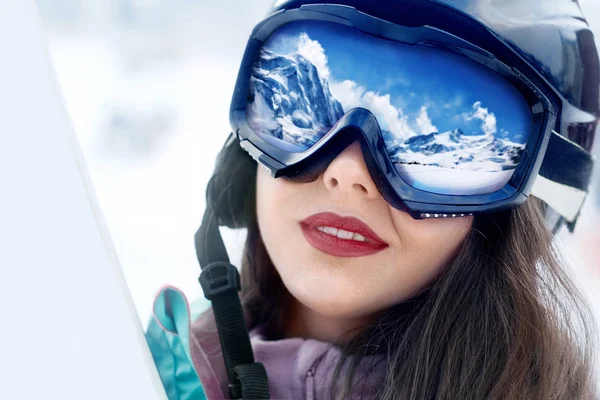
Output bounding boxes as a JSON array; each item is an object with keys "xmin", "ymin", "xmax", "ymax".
[
  {"xmin": 247, "ymin": 48, "xmax": 344, "ymax": 150},
  {"xmin": 386, "ymin": 128, "xmax": 525, "ymax": 173}
]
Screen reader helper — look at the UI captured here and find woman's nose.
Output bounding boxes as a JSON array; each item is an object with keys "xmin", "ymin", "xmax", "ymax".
[{"xmin": 322, "ymin": 141, "xmax": 379, "ymax": 199}]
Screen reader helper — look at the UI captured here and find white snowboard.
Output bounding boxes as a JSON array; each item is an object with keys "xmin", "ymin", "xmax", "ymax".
[{"xmin": 0, "ymin": 2, "xmax": 167, "ymax": 399}]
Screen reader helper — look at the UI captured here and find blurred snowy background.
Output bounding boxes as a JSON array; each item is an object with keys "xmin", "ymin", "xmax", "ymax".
[
  {"xmin": 36, "ymin": 0, "xmax": 275, "ymax": 324},
  {"xmin": 36, "ymin": 0, "xmax": 600, "ymax": 341}
]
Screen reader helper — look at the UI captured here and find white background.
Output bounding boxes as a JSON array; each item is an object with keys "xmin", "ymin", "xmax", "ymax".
[
  {"xmin": 37, "ymin": 0, "xmax": 276, "ymax": 324},
  {"xmin": 36, "ymin": 0, "xmax": 600, "ymax": 364}
]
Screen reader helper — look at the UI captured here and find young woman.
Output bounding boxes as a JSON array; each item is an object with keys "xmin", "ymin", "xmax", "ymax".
[{"xmin": 146, "ymin": 0, "xmax": 600, "ymax": 398}]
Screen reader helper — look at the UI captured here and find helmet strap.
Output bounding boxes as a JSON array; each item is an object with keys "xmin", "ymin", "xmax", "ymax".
[{"xmin": 195, "ymin": 205, "xmax": 270, "ymax": 399}]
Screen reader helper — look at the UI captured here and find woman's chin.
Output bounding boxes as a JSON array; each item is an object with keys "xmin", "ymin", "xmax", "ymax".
[{"xmin": 284, "ymin": 280, "xmax": 385, "ymax": 321}]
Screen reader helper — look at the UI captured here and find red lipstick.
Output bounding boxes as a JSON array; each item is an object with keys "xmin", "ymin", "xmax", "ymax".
[{"xmin": 300, "ymin": 212, "xmax": 388, "ymax": 257}]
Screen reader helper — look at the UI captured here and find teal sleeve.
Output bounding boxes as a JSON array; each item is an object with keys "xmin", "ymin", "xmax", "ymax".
[{"xmin": 145, "ymin": 288, "xmax": 210, "ymax": 400}]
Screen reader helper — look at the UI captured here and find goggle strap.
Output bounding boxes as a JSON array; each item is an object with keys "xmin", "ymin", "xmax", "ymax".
[
  {"xmin": 532, "ymin": 130, "xmax": 594, "ymax": 223},
  {"xmin": 531, "ymin": 175, "xmax": 587, "ymax": 223}
]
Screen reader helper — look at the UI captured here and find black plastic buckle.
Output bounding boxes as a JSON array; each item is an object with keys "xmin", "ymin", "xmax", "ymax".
[
  {"xmin": 229, "ymin": 382, "xmax": 242, "ymax": 399},
  {"xmin": 198, "ymin": 262, "xmax": 241, "ymax": 300}
]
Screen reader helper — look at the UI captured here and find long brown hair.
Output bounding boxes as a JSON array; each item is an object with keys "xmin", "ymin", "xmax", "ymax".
[{"xmin": 208, "ymin": 137, "xmax": 598, "ymax": 399}]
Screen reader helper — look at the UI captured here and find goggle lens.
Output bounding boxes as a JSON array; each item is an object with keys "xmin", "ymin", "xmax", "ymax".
[{"xmin": 246, "ymin": 20, "xmax": 533, "ymax": 196}]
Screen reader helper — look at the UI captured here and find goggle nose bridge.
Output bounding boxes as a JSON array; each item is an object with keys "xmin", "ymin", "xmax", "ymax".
[
  {"xmin": 274, "ymin": 108, "xmax": 403, "ymax": 205},
  {"xmin": 300, "ymin": 107, "xmax": 391, "ymax": 169},
  {"xmin": 328, "ymin": 107, "xmax": 383, "ymax": 138},
  {"xmin": 312, "ymin": 106, "xmax": 396, "ymax": 174}
]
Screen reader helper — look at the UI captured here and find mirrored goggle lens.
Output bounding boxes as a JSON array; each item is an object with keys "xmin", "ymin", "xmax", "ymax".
[{"xmin": 246, "ymin": 20, "xmax": 533, "ymax": 196}]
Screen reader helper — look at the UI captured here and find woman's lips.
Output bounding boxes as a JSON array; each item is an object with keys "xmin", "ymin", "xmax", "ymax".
[{"xmin": 300, "ymin": 212, "xmax": 388, "ymax": 257}]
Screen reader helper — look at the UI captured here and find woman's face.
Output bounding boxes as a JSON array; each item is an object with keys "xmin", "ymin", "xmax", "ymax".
[{"xmin": 256, "ymin": 141, "xmax": 473, "ymax": 322}]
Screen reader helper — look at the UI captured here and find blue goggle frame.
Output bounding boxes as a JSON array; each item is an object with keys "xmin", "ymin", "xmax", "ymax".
[{"xmin": 229, "ymin": 4, "xmax": 575, "ymax": 219}]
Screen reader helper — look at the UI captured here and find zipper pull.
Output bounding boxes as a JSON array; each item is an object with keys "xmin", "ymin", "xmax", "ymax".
[{"xmin": 306, "ymin": 368, "xmax": 315, "ymax": 400}]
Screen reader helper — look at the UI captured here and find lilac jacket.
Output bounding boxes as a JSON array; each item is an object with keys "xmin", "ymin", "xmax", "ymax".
[{"xmin": 146, "ymin": 286, "xmax": 386, "ymax": 399}]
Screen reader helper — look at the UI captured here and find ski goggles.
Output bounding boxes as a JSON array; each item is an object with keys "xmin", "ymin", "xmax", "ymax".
[{"xmin": 229, "ymin": 4, "xmax": 594, "ymax": 220}]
